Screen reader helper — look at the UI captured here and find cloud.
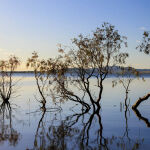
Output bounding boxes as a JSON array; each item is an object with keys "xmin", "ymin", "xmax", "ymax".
[{"xmin": 139, "ymin": 27, "xmax": 146, "ymax": 31}]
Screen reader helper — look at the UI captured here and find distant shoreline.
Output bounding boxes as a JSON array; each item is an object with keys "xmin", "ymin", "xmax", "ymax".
[
  {"xmin": 3, "ymin": 68, "xmax": 150, "ymax": 75},
  {"xmin": 2, "ymin": 67, "xmax": 150, "ymax": 76}
]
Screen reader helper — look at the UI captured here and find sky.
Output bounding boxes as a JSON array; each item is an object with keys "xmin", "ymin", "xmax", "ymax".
[{"xmin": 0, "ymin": 0, "xmax": 150, "ymax": 70}]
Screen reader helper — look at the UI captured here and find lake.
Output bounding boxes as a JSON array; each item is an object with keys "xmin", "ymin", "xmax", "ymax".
[{"xmin": 0, "ymin": 74, "xmax": 150, "ymax": 150}]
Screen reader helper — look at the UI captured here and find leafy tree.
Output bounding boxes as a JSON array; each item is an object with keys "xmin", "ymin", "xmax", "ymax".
[
  {"xmin": 0, "ymin": 56, "xmax": 20, "ymax": 102},
  {"xmin": 27, "ymin": 52, "xmax": 68, "ymax": 109},
  {"xmin": 56, "ymin": 23, "xmax": 129, "ymax": 110},
  {"xmin": 137, "ymin": 31, "xmax": 150, "ymax": 54}
]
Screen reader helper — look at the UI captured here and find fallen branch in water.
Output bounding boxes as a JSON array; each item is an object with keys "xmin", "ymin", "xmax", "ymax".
[{"xmin": 132, "ymin": 93, "xmax": 150, "ymax": 109}]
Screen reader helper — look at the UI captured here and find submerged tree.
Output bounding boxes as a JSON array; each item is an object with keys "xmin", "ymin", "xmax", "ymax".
[
  {"xmin": 0, "ymin": 56, "xmax": 20, "ymax": 103},
  {"xmin": 27, "ymin": 52, "xmax": 68, "ymax": 110},
  {"xmin": 112, "ymin": 67, "xmax": 139, "ymax": 109},
  {"xmin": 27, "ymin": 52, "xmax": 49, "ymax": 109},
  {"xmin": 28, "ymin": 79, "xmax": 107, "ymax": 150},
  {"xmin": 27, "ymin": 64, "xmax": 145, "ymax": 150},
  {"xmin": 29, "ymin": 83, "xmax": 143, "ymax": 150},
  {"xmin": 56, "ymin": 22, "xmax": 128, "ymax": 110}
]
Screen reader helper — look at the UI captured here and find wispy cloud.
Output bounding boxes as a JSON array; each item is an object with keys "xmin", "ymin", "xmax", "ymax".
[{"xmin": 139, "ymin": 27, "xmax": 146, "ymax": 31}]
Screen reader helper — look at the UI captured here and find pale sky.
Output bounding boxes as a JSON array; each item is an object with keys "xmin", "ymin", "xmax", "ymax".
[{"xmin": 0, "ymin": 0, "xmax": 150, "ymax": 70}]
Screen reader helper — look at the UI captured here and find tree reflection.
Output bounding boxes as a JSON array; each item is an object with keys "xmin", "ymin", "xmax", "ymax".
[
  {"xmin": 132, "ymin": 108, "xmax": 150, "ymax": 127},
  {"xmin": 29, "ymin": 103, "xmax": 108, "ymax": 150},
  {"xmin": 113, "ymin": 71, "xmax": 134, "ymax": 140},
  {"xmin": 105, "ymin": 85, "xmax": 144, "ymax": 150},
  {"xmin": 27, "ymin": 58, "xmax": 146, "ymax": 150},
  {"xmin": 33, "ymin": 106, "xmax": 46, "ymax": 150},
  {"xmin": 0, "ymin": 101, "xmax": 20, "ymax": 146},
  {"xmin": 28, "ymin": 87, "xmax": 63, "ymax": 150},
  {"xmin": 29, "ymin": 107, "xmax": 79, "ymax": 150},
  {"xmin": 0, "ymin": 56, "xmax": 21, "ymax": 147},
  {"xmin": 28, "ymin": 79, "xmax": 146, "ymax": 150},
  {"xmin": 66, "ymin": 103, "xmax": 108, "ymax": 150}
]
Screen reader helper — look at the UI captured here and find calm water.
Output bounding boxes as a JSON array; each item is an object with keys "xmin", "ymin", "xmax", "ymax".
[{"xmin": 0, "ymin": 74, "xmax": 150, "ymax": 150}]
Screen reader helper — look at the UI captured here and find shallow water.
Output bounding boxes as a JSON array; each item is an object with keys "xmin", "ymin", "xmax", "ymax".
[{"xmin": 0, "ymin": 74, "xmax": 150, "ymax": 150}]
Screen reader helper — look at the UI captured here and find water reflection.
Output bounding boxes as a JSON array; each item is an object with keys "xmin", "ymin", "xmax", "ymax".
[
  {"xmin": 29, "ymin": 109, "xmax": 78, "ymax": 150},
  {"xmin": 0, "ymin": 75, "xmax": 148, "ymax": 150},
  {"xmin": 27, "ymin": 77, "xmax": 145, "ymax": 150},
  {"xmin": 66, "ymin": 103, "xmax": 108, "ymax": 150},
  {"xmin": 33, "ymin": 106, "xmax": 46, "ymax": 150},
  {"xmin": 104, "ymin": 85, "xmax": 144, "ymax": 150},
  {"xmin": 133, "ymin": 108, "xmax": 150, "ymax": 128},
  {"xmin": 0, "ymin": 102, "xmax": 20, "ymax": 146},
  {"xmin": 28, "ymin": 87, "xmax": 62, "ymax": 150},
  {"xmin": 29, "ymin": 104, "xmax": 108, "ymax": 150}
]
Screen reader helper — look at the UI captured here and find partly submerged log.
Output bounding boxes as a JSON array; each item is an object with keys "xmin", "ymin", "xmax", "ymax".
[
  {"xmin": 132, "ymin": 92, "xmax": 150, "ymax": 127},
  {"xmin": 132, "ymin": 93, "xmax": 150, "ymax": 109}
]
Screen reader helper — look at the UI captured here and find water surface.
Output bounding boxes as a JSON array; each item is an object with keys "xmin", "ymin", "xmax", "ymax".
[{"xmin": 0, "ymin": 74, "xmax": 150, "ymax": 150}]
